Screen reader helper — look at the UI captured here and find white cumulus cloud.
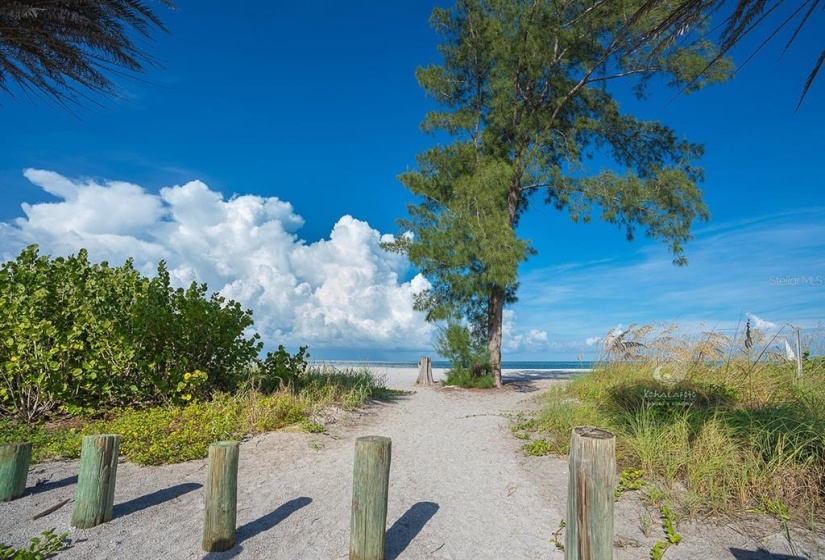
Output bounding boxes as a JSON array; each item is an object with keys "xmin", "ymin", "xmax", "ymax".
[
  {"xmin": 502, "ymin": 310, "xmax": 553, "ymax": 352},
  {"xmin": 746, "ymin": 313, "xmax": 779, "ymax": 331},
  {"xmin": 0, "ymin": 170, "xmax": 433, "ymax": 354}
]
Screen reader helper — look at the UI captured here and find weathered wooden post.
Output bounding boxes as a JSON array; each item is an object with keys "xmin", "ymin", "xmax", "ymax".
[
  {"xmin": 350, "ymin": 435, "xmax": 392, "ymax": 560},
  {"xmin": 202, "ymin": 441, "xmax": 239, "ymax": 553},
  {"xmin": 416, "ymin": 356, "xmax": 434, "ymax": 385},
  {"xmin": 72, "ymin": 435, "xmax": 120, "ymax": 529},
  {"xmin": 566, "ymin": 426, "xmax": 616, "ymax": 560},
  {"xmin": 0, "ymin": 442, "xmax": 32, "ymax": 501}
]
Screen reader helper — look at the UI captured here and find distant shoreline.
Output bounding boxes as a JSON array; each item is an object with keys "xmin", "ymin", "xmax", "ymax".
[{"xmin": 310, "ymin": 359, "xmax": 596, "ymax": 371}]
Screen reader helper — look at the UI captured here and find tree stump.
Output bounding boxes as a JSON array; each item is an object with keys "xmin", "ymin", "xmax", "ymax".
[
  {"xmin": 202, "ymin": 441, "xmax": 239, "ymax": 553},
  {"xmin": 566, "ymin": 426, "xmax": 616, "ymax": 560},
  {"xmin": 0, "ymin": 442, "xmax": 32, "ymax": 501},
  {"xmin": 72, "ymin": 435, "xmax": 120, "ymax": 528},
  {"xmin": 350, "ymin": 435, "xmax": 391, "ymax": 560},
  {"xmin": 416, "ymin": 356, "xmax": 434, "ymax": 385}
]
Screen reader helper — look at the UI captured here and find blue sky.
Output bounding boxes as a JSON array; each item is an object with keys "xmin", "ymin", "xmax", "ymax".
[{"xmin": 0, "ymin": 1, "xmax": 822, "ymax": 361}]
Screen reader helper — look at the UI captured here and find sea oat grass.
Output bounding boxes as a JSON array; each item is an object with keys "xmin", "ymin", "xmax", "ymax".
[{"xmin": 523, "ymin": 324, "xmax": 825, "ymax": 521}]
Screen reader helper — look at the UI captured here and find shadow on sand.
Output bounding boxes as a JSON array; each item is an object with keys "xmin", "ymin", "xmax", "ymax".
[
  {"xmin": 503, "ymin": 369, "xmax": 583, "ymax": 392},
  {"xmin": 26, "ymin": 474, "xmax": 78, "ymax": 497},
  {"xmin": 113, "ymin": 482, "xmax": 202, "ymax": 519},
  {"xmin": 386, "ymin": 501, "xmax": 440, "ymax": 559},
  {"xmin": 235, "ymin": 496, "xmax": 312, "ymax": 545},
  {"xmin": 729, "ymin": 547, "xmax": 807, "ymax": 559},
  {"xmin": 203, "ymin": 497, "xmax": 312, "ymax": 559}
]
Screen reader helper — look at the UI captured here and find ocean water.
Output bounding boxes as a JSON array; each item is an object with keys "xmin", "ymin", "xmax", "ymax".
[{"xmin": 312, "ymin": 360, "xmax": 594, "ymax": 370}]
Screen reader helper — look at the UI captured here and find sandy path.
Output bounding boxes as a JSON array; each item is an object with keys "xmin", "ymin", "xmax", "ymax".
[{"xmin": 1, "ymin": 368, "xmax": 820, "ymax": 559}]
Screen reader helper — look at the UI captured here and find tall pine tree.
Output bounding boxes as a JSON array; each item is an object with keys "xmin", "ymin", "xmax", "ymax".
[{"xmin": 388, "ymin": 0, "xmax": 732, "ymax": 387}]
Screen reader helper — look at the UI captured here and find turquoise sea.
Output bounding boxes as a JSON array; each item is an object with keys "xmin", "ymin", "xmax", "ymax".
[{"xmin": 313, "ymin": 360, "xmax": 594, "ymax": 370}]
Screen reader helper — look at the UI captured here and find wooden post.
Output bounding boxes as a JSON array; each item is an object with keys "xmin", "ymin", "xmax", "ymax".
[
  {"xmin": 71, "ymin": 435, "xmax": 120, "ymax": 529},
  {"xmin": 796, "ymin": 327, "xmax": 803, "ymax": 380},
  {"xmin": 416, "ymin": 357, "xmax": 434, "ymax": 385},
  {"xmin": 202, "ymin": 441, "xmax": 239, "ymax": 553},
  {"xmin": 0, "ymin": 442, "xmax": 32, "ymax": 501},
  {"xmin": 350, "ymin": 435, "xmax": 391, "ymax": 560},
  {"xmin": 566, "ymin": 426, "xmax": 616, "ymax": 560}
]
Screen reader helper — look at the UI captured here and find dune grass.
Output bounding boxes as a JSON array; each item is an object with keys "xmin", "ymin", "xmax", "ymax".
[
  {"xmin": 516, "ymin": 324, "xmax": 825, "ymax": 522},
  {"xmin": 0, "ymin": 365, "xmax": 392, "ymax": 466}
]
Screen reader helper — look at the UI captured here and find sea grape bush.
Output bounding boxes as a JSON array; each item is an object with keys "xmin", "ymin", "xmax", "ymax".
[
  {"xmin": 255, "ymin": 345, "xmax": 310, "ymax": 393},
  {"xmin": 0, "ymin": 245, "xmax": 262, "ymax": 421}
]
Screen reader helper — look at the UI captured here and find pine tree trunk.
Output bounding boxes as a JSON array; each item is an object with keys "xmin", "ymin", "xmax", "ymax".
[{"xmin": 487, "ymin": 286, "xmax": 505, "ymax": 388}]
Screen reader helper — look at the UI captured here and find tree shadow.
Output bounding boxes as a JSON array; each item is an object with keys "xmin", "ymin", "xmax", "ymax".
[
  {"xmin": 113, "ymin": 482, "xmax": 201, "ymax": 518},
  {"xmin": 385, "ymin": 501, "xmax": 440, "ymax": 560},
  {"xmin": 504, "ymin": 370, "xmax": 581, "ymax": 392},
  {"xmin": 371, "ymin": 390, "xmax": 414, "ymax": 405},
  {"xmin": 26, "ymin": 474, "xmax": 78, "ymax": 497},
  {"xmin": 729, "ymin": 547, "xmax": 807, "ymax": 559}
]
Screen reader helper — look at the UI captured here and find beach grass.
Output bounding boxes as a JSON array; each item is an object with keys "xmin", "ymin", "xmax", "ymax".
[
  {"xmin": 0, "ymin": 365, "xmax": 391, "ymax": 466},
  {"xmin": 517, "ymin": 324, "xmax": 825, "ymax": 521}
]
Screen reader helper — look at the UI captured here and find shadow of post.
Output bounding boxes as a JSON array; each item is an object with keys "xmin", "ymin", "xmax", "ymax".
[
  {"xmin": 729, "ymin": 547, "xmax": 807, "ymax": 559},
  {"xmin": 26, "ymin": 474, "xmax": 78, "ymax": 497},
  {"xmin": 113, "ymin": 482, "xmax": 202, "ymax": 518},
  {"xmin": 203, "ymin": 497, "xmax": 313, "ymax": 559},
  {"xmin": 386, "ymin": 501, "xmax": 440, "ymax": 560},
  {"xmin": 235, "ymin": 496, "xmax": 312, "ymax": 545}
]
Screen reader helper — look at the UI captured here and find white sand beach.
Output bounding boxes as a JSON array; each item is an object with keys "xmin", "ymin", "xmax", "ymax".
[{"xmin": 0, "ymin": 367, "xmax": 819, "ymax": 559}]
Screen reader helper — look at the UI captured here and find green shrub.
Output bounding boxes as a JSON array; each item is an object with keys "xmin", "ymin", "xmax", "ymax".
[
  {"xmin": 0, "ymin": 529, "xmax": 69, "ymax": 560},
  {"xmin": 246, "ymin": 345, "xmax": 310, "ymax": 393},
  {"xmin": 435, "ymin": 322, "xmax": 490, "ymax": 379},
  {"xmin": 0, "ymin": 246, "xmax": 262, "ymax": 422},
  {"xmin": 443, "ymin": 368, "xmax": 495, "ymax": 388}
]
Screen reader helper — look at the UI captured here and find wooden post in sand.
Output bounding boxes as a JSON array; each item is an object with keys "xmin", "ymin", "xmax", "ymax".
[
  {"xmin": 416, "ymin": 356, "xmax": 434, "ymax": 385},
  {"xmin": 350, "ymin": 436, "xmax": 391, "ymax": 560},
  {"xmin": 202, "ymin": 441, "xmax": 239, "ymax": 552},
  {"xmin": 0, "ymin": 442, "xmax": 31, "ymax": 501},
  {"xmin": 72, "ymin": 435, "xmax": 120, "ymax": 528},
  {"xmin": 566, "ymin": 427, "xmax": 616, "ymax": 560}
]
